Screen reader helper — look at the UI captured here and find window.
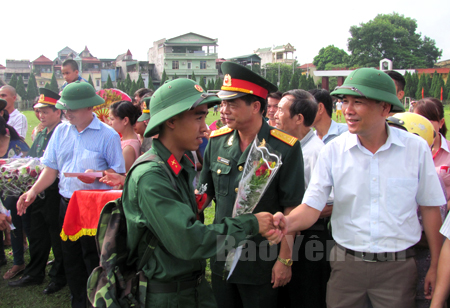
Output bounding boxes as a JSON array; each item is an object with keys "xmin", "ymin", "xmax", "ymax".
[
  {"xmin": 172, "ymin": 61, "xmax": 179, "ymax": 70},
  {"xmin": 276, "ymin": 53, "xmax": 283, "ymax": 60},
  {"xmin": 187, "ymin": 62, "xmax": 192, "ymax": 69},
  {"xmin": 200, "ymin": 61, "xmax": 207, "ymax": 69},
  {"xmin": 94, "ymin": 65, "xmax": 99, "ymax": 69},
  {"xmin": 96, "ymin": 80, "xmax": 100, "ymax": 87}
]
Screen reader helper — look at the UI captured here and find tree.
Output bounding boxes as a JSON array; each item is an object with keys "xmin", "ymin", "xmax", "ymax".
[
  {"xmin": 9, "ymin": 73, "xmax": 18, "ymax": 89},
  {"xmin": 348, "ymin": 12, "xmax": 442, "ymax": 69},
  {"xmin": 298, "ymin": 74, "xmax": 307, "ymax": 90},
  {"xmin": 88, "ymin": 75, "xmax": 95, "ymax": 88},
  {"xmin": 433, "ymin": 74, "xmax": 445, "ymax": 100},
  {"xmin": 16, "ymin": 75, "xmax": 27, "ymax": 101},
  {"xmin": 313, "ymin": 45, "xmax": 349, "ymax": 70},
  {"xmin": 147, "ymin": 75, "xmax": 155, "ymax": 90},
  {"xmin": 445, "ymin": 76, "xmax": 450, "ymax": 101},
  {"xmin": 416, "ymin": 73, "xmax": 429, "ymax": 99},
  {"xmin": 289, "ymin": 71, "xmax": 300, "ymax": 91},
  {"xmin": 278, "ymin": 71, "xmax": 290, "ymax": 93},
  {"xmin": 307, "ymin": 75, "xmax": 316, "ymax": 90},
  {"xmin": 137, "ymin": 74, "xmax": 145, "ymax": 89},
  {"xmin": 429, "ymin": 71, "xmax": 439, "ymax": 97},
  {"xmin": 49, "ymin": 73, "xmax": 59, "ymax": 93},
  {"xmin": 124, "ymin": 73, "xmax": 132, "ymax": 91},
  {"xmin": 161, "ymin": 70, "xmax": 168, "ymax": 84},
  {"xmin": 103, "ymin": 74, "xmax": 114, "ymax": 89},
  {"xmin": 128, "ymin": 80, "xmax": 137, "ymax": 97},
  {"xmin": 26, "ymin": 73, "xmax": 38, "ymax": 101},
  {"xmin": 191, "ymin": 71, "xmax": 197, "ymax": 82},
  {"xmin": 173, "ymin": 73, "xmax": 178, "ymax": 80},
  {"xmin": 214, "ymin": 77, "xmax": 222, "ymax": 90},
  {"xmin": 199, "ymin": 76, "xmax": 206, "ymax": 91},
  {"xmin": 44, "ymin": 82, "xmax": 51, "ymax": 90}
]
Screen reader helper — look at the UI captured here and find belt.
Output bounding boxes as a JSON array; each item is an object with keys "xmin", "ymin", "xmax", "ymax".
[
  {"xmin": 149, "ymin": 274, "xmax": 203, "ymax": 293},
  {"xmin": 62, "ymin": 197, "xmax": 71, "ymax": 203},
  {"xmin": 337, "ymin": 243, "xmax": 415, "ymax": 262}
]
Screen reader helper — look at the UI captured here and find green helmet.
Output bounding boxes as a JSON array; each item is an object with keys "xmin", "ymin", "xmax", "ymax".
[
  {"xmin": 56, "ymin": 81, "xmax": 104, "ymax": 110},
  {"xmin": 144, "ymin": 78, "xmax": 220, "ymax": 137},
  {"xmin": 137, "ymin": 96, "xmax": 151, "ymax": 122},
  {"xmin": 331, "ymin": 68, "xmax": 404, "ymax": 112}
]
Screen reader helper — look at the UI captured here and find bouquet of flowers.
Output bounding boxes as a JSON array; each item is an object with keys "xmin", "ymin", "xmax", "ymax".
[
  {"xmin": 0, "ymin": 158, "xmax": 45, "ymax": 199},
  {"xmin": 225, "ymin": 137, "xmax": 282, "ymax": 279}
]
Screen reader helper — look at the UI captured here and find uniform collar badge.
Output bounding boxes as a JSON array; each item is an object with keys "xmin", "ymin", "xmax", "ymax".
[{"xmin": 167, "ymin": 154, "xmax": 182, "ymax": 175}]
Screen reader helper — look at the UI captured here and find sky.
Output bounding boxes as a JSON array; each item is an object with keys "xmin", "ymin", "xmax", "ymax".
[{"xmin": 1, "ymin": 0, "xmax": 449, "ymax": 68}]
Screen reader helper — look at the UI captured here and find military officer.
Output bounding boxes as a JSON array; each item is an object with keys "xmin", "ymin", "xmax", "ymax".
[
  {"xmin": 122, "ymin": 78, "xmax": 279, "ymax": 307},
  {"xmin": 198, "ymin": 62, "xmax": 305, "ymax": 308},
  {"xmin": 9, "ymin": 88, "xmax": 66, "ymax": 294}
]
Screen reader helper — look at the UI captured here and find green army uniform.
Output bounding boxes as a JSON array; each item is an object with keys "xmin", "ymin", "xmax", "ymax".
[
  {"xmin": 123, "ymin": 78, "xmax": 262, "ymax": 307},
  {"xmin": 198, "ymin": 62, "xmax": 305, "ymax": 307}
]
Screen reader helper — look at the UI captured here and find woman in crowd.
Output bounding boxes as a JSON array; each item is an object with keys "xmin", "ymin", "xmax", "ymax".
[
  {"xmin": 109, "ymin": 100, "xmax": 141, "ymax": 172},
  {"xmin": 0, "ymin": 102, "xmax": 30, "ymax": 280}
]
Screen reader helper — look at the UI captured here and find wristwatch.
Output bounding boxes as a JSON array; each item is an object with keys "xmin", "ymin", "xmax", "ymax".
[{"xmin": 277, "ymin": 256, "xmax": 293, "ymax": 266}]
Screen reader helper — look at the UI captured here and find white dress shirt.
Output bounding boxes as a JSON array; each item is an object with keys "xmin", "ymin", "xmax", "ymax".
[
  {"xmin": 300, "ymin": 129, "xmax": 324, "ymax": 189},
  {"xmin": 304, "ymin": 125, "xmax": 445, "ymax": 252},
  {"xmin": 7, "ymin": 109, "xmax": 28, "ymax": 138}
]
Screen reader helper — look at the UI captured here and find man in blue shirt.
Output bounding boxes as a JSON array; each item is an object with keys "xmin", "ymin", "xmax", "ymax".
[{"xmin": 17, "ymin": 82, "xmax": 125, "ymax": 308}]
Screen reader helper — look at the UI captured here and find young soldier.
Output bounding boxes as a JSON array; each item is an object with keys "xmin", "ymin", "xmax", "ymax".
[
  {"xmin": 122, "ymin": 78, "xmax": 279, "ymax": 307},
  {"xmin": 270, "ymin": 68, "xmax": 444, "ymax": 308},
  {"xmin": 9, "ymin": 89, "xmax": 66, "ymax": 294},
  {"xmin": 199, "ymin": 62, "xmax": 305, "ymax": 308}
]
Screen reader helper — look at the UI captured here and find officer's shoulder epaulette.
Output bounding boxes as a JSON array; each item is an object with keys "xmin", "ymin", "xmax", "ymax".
[
  {"xmin": 210, "ymin": 127, "xmax": 233, "ymax": 138},
  {"xmin": 270, "ymin": 129, "xmax": 298, "ymax": 146}
]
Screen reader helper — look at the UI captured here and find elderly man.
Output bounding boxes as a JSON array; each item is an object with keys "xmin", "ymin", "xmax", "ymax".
[
  {"xmin": 271, "ymin": 68, "xmax": 445, "ymax": 308},
  {"xmin": 17, "ymin": 82, "xmax": 125, "ymax": 308},
  {"xmin": 0, "ymin": 85, "xmax": 28, "ymax": 138},
  {"xmin": 199, "ymin": 63, "xmax": 304, "ymax": 308}
]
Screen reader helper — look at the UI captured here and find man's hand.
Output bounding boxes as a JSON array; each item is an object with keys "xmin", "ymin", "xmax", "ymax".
[
  {"xmin": 17, "ymin": 190, "xmax": 37, "ymax": 216},
  {"xmin": 0, "ymin": 213, "xmax": 12, "ymax": 231},
  {"xmin": 425, "ymin": 266, "xmax": 437, "ymax": 299},
  {"xmin": 77, "ymin": 169, "xmax": 98, "ymax": 184},
  {"xmin": 99, "ymin": 171, "xmax": 125, "ymax": 187},
  {"xmin": 271, "ymin": 260, "xmax": 292, "ymax": 288},
  {"xmin": 263, "ymin": 212, "xmax": 288, "ymax": 244},
  {"xmin": 254, "ymin": 212, "xmax": 275, "ymax": 235}
]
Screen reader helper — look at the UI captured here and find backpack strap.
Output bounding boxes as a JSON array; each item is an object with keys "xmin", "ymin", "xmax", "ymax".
[{"xmin": 125, "ymin": 151, "xmax": 178, "ymax": 271}]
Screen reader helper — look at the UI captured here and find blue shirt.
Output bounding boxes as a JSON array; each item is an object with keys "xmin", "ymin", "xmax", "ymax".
[
  {"xmin": 42, "ymin": 114, "xmax": 125, "ymax": 198},
  {"xmin": 1, "ymin": 139, "xmax": 29, "ymax": 158},
  {"xmin": 61, "ymin": 76, "xmax": 88, "ymax": 90},
  {"xmin": 321, "ymin": 120, "xmax": 348, "ymax": 144}
]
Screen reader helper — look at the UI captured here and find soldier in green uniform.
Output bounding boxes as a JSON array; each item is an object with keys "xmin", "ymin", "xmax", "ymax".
[
  {"xmin": 122, "ymin": 78, "xmax": 280, "ymax": 307},
  {"xmin": 9, "ymin": 88, "xmax": 66, "ymax": 294},
  {"xmin": 198, "ymin": 62, "xmax": 305, "ymax": 308}
]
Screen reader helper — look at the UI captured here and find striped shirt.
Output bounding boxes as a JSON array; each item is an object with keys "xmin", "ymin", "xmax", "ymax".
[
  {"xmin": 7, "ymin": 109, "xmax": 28, "ymax": 139},
  {"xmin": 440, "ymin": 214, "xmax": 450, "ymax": 239},
  {"xmin": 42, "ymin": 113, "xmax": 125, "ymax": 198}
]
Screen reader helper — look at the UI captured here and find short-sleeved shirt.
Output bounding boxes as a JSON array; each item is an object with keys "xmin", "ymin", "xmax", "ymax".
[
  {"xmin": 303, "ymin": 125, "xmax": 446, "ymax": 253},
  {"xmin": 318, "ymin": 120, "xmax": 348, "ymax": 144},
  {"xmin": 42, "ymin": 114, "xmax": 125, "ymax": 198},
  {"xmin": 434, "ymin": 133, "xmax": 450, "ymax": 201},
  {"xmin": 123, "ymin": 139, "xmax": 259, "ymax": 282},
  {"xmin": 300, "ymin": 129, "xmax": 324, "ymax": 189},
  {"xmin": 440, "ymin": 213, "xmax": 450, "ymax": 239},
  {"xmin": 199, "ymin": 119, "xmax": 305, "ymax": 283},
  {"xmin": 1, "ymin": 138, "xmax": 29, "ymax": 158},
  {"xmin": 7, "ymin": 109, "xmax": 28, "ymax": 139}
]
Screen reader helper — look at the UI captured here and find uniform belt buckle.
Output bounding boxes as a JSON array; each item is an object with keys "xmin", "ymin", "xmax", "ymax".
[{"xmin": 361, "ymin": 252, "xmax": 377, "ymax": 262}]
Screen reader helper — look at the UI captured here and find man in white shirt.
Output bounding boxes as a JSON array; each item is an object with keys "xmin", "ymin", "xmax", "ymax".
[
  {"xmin": 274, "ymin": 89, "xmax": 331, "ymax": 308},
  {"xmin": 309, "ymin": 89, "xmax": 347, "ymax": 144},
  {"xmin": 335, "ymin": 99, "xmax": 343, "ymax": 121},
  {"xmin": 0, "ymin": 85, "xmax": 28, "ymax": 138},
  {"xmin": 271, "ymin": 68, "xmax": 445, "ymax": 308}
]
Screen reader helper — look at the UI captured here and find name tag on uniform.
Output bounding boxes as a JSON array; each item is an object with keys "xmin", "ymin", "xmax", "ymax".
[{"xmin": 217, "ymin": 156, "xmax": 230, "ymax": 165}]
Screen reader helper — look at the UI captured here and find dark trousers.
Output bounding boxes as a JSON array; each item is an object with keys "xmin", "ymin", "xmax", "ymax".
[
  {"xmin": 23, "ymin": 186, "xmax": 65, "ymax": 284},
  {"xmin": 211, "ymin": 273, "xmax": 278, "ymax": 308},
  {"xmin": 2, "ymin": 196, "xmax": 30, "ymax": 266},
  {"xmin": 60, "ymin": 198, "xmax": 99, "ymax": 308},
  {"xmin": 278, "ymin": 227, "xmax": 333, "ymax": 308}
]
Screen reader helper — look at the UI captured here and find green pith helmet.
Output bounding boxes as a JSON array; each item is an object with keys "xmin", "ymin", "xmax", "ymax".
[
  {"xmin": 331, "ymin": 68, "xmax": 405, "ymax": 112},
  {"xmin": 137, "ymin": 96, "xmax": 151, "ymax": 122},
  {"xmin": 56, "ymin": 81, "xmax": 104, "ymax": 110},
  {"xmin": 144, "ymin": 78, "xmax": 220, "ymax": 137},
  {"xmin": 218, "ymin": 62, "xmax": 278, "ymax": 100}
]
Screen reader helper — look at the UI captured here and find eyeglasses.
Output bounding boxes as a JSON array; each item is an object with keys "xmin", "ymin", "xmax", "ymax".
[
  {"xmin": 333, "ymin": 86, "xmax": 365, "ymax": 97},
  {"xmin": 190, "ymin": 91, "xmax": 219, "ymax": 110}
]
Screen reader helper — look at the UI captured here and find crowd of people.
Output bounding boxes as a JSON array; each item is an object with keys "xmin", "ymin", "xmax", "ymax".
[{"xmin": 0, "ymin": 59, "xmax": 450, "ymax": 308}]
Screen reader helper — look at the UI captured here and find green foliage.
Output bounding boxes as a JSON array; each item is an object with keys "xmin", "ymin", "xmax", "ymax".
[
  {"xmin": 191, "ymin": 71, "xmax": 197, "ymax": 82},
  {"xmin": 137, "ymin": 74, "xmax": 145, "ymax": 89},
  {"xmin": 26, "ymin": 73, "xmax": 38, "ymax": 101},
  {"xmin": 264, "ymin": 63, "xmax": 294, "ymax": 88},
  {"xmin": 129, "ymin": 80, "xmax": 137, "ymax": 97},
  {"xmin": 88, "ymin": 75, "xmax": 95, "ymax": 88},
  {"xmin": 161, "ymin": 70, "xmax": 168, "ymax": 84},
  {"xmin": 250, "ymin": 64, "xmax": 261, "ymax": 75},
  {"xmin": 289, "ymin": 71, "xmax": 300, "ymax": 91},
  {"xmin": 147, "ymin": 75, "xmax": 155, "ymax": 90},
  {"xmin": 214, "ymin": 77, "xmax": 222, "ymax": 90},
  {"xmin": 433, "ymin": 74, "xmax": 445, "ymax": 99},
  {"xmin": 44, "ymin": 82, "xmax": 51, "ymax": 89},
  {"xmin": 9, "ymin": 73, "xmax": 18, "ymax": 89},
  {"xmin": 173, "ymin": 73, "xmax": 178, "ymax": 80},
  {"xmin": 103, "ymin": 74, "xmax": 114, "ymax": 89},
  {"xmin": 313, "ymin": 45, "xmax": 349, "ymax": 70},
  {"xmin": 348, "ymin": 12, "xmax": 442, "ymax": 68},
  {"xmin": 16, "ymin": 75, "xmax": 27, "ymax": 100},
  {"xmin": 445, "ymin": 76, "xmax": 450, "ymax": 101},
  {"xmin": 125, "ymin": 73, "xmax": 132, "ymax": 91},
  {"xmin": 199, "ymin": 76, "xmax": 206, "ymax": 91},
  {"xmin": 298, "ymin": 74, "xmax": 307, "ymax": 90},
  {"xmin": 416, "ymin": 74, "xmax": 430, "ymax": 99},
  {"xmin": 278, "ymin": 71, "xmax": 290, "ymax": 93},
  {"xmin": 49, "ymin": 73, "xmax": 59, "ymax": 93}
]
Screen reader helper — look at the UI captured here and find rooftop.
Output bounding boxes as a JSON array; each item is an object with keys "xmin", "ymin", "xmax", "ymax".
[{"xmin": 33, "ymin": 55, "xmax": 53, "ymax": 65}]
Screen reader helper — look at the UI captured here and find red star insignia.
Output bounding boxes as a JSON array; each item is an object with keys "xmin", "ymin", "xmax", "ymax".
[{"xmin": 167, "ymin": 154, "xmax": 182, "ymax": 175}]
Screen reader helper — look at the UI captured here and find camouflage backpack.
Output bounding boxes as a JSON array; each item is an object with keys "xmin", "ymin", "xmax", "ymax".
[{"xmin": 87, "ymin": 152, "xmax": 177, "ymax": 308}]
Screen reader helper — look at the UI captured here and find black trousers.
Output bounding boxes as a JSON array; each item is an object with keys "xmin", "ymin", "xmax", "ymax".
[
  {"xmin": 23, "ymin": 185, "xmax": 65, "ymax": 284},
  {"xmin": 60, "ymin": 198, "xmax": 99, "ymax": 308}
]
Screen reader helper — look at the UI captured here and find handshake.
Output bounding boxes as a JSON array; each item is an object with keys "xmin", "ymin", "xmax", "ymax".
[{"xmin": 254, "ymin": 212, "xmax": 289, "ymax": 244}]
